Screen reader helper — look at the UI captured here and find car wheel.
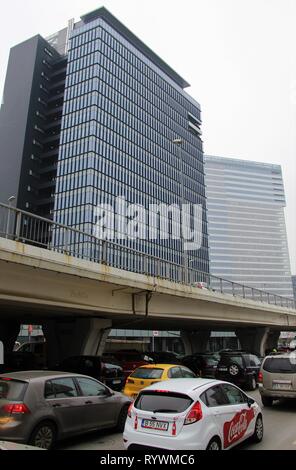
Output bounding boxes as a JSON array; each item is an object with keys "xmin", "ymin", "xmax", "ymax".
[
  {"xmin": 29, "ymin": 421, "xmax": 57, "ymax": 449},
  {"xmin": 116, "ymin": 404, "xmax": 129, "ymax": 433},
  {"xmin": 261, "ymin": 396, "xmax": 273, "ymax": 407},
  {"xmin": 206, "ymin": 437, "xmax": 221, "ymax": 450},
  {"xmin": 251, "ymin": 415, "xmax": 264, "ymax": 443},
  {"xmin": 228, "ymin": 363, "xmax": 240, "ymax": 376},
  {"xmin": 248, "ymin": 375, "xmax": 257, "ymax": 391}
]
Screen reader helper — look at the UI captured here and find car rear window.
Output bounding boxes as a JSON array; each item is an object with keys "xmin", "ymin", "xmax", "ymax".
[
  {"xmin": 263, "ymin": 357, "xmax": 296, "ymax": 373},
  {"xmin": 135, "ymin": 391, "xmax": 193, "ymax": 413},
  {"xmin": 0, "ymin": 379, "xmax": 27, "ymax": 400},
  {"xmin": 131, "ymin": 368, "xmax": 163, "ymax": 379}
]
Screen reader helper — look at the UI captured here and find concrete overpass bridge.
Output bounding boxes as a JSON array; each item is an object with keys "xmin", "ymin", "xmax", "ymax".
[{"xmin": 0, "ymin": 203, "xmax": 295, "ymax": 364}]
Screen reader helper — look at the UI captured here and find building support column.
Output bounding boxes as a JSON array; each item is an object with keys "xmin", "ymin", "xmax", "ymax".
[
  {"xmin": 181, "ymin": 330, "xmax": 211, "ymax": 355},
  {"xmin": 235, "ymin": 327, "xmax": 280, "ymax": 356},
  {"xmin": 43, "ymin": 318, "xmax": 112, "ymax": 368},
  {"xmin": 0, "ymin": 320, "xmax": 20, "ymax": 356}
]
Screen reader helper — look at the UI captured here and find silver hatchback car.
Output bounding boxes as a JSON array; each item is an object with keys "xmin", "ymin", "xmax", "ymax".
[{"xmin": 0, "ymin": 371, "xmax": 131, "ymax": 449}]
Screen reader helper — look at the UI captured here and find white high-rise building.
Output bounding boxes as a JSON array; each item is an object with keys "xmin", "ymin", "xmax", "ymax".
[{"xmin": 205, "ymin": 156, "xmax": 293, "ymax": 298}]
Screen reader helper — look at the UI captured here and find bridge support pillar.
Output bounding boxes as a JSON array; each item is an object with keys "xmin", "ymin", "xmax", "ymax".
[
  {"xmin": 235, "ymin": 327, "xmax": 280, "ymax": 356},
  {"xmin": 181, "ymin": 330, "xmax": 211, "ymax": 355},
  {"xmin": 43, "ymin": 318, "xmax": 112, "ymax": 368},
  {"xmin": 0, "ymin": 320, "xmax": 20, "ymax": 355}
]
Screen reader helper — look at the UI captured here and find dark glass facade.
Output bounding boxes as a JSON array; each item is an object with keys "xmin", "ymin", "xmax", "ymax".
[
  {"xmin": 53, "ymin": 11, "xmax": 209, "ymax": 275},
  {"xmin": 0, "ymin": 35, "xmax": 66, "ymax": 219}
]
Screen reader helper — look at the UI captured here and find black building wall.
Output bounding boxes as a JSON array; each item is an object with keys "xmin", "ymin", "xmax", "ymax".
[{"xmin": 0, "ymin": 35, "xmax": 64, "ymax": 217}]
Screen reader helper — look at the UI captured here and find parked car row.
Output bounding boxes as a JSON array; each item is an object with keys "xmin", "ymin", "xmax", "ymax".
[
  {"xmin": 1, "ymin": 347, "xmax": 264, "ymax": 392},
  {"xmin": 123, "ymin": 351, "xmax": 296, "ymax": 451},
  {"xmin": 1, "ymin": 351, "xmax": 296, "ymax": 450}
]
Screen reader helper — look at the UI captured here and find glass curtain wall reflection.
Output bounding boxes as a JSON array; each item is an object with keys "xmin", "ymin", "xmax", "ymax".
[{"xmin": 53, "ymin": 10, "xmax": 209, "ymax": 279}]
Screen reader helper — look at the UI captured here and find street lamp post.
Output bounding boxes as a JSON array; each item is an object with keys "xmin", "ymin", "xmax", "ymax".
[
  {"xmin": 172, "ymin": 138, "xmax": 189, "ymax": 284},
  {"xmin": 5, "ymin": 196, "xmax": 16, "ymax": 239}
]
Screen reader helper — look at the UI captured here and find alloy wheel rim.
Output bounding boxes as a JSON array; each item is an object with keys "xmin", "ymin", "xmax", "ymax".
[
  {"xmin": 256, "ymin": 418, "xmax": 263, "ymax": 439},
  {"xmin": 209, "ymin": 441, "xmax": 220, "ymax": 450},
  {"xmin": 34, "ymin": 426, "xmax": 53, "ymax": 449},
  {"xmin": 229, "ymin": 365, "xmax": 239, "ymax": 375}
]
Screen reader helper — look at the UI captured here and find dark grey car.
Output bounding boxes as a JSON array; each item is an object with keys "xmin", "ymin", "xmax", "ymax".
[{"xmin": 0, "ymin": 371, "xmax": 131, "ymax": 449}]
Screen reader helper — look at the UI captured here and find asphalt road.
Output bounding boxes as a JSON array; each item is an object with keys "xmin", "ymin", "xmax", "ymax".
[{"xmin": 58, "ymin": 390, "xmax": 296, "ymax": 451}]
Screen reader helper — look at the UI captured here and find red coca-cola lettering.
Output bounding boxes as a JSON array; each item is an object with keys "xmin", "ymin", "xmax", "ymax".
[{"xmin": 223, "ymin": 408, "xmax": 255, "ymax": 448}]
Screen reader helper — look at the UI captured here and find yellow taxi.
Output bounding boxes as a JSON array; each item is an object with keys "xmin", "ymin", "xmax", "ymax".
[{"xmin": 123, "ymin": 363, "xmax": 197, "ymax": 399}]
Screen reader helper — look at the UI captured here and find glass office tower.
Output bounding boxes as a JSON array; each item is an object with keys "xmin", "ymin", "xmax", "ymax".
[
  {"xmin": 205, "ymin": 155, "xmax": 293, "ymax": 298},
  {"xmin": 53, "ymin": 8, "xmax": 209, "ymax": 276}
]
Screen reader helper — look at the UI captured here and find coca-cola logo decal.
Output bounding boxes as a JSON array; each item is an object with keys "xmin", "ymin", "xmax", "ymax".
[{"xmin": 223, "ymin": 408, "xmax": 255, "ymax": 448}]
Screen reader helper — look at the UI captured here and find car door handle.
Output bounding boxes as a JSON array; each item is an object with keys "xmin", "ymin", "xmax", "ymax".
[
  {"xmin": 85, "ymin": 401, "xmax": 93, "ymax": 405},
  {"xmin": 52, "ymin": 404, "xmax": 62, "ymax": 408}
]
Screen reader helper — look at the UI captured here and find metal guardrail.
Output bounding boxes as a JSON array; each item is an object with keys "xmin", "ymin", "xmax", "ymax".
[{"xmin": 0, "ymin": 202, "xmax": 295, "ymax": 310}]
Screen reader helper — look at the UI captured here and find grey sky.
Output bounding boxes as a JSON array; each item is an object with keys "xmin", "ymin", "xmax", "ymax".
[{"xmin": 1, "ymin": 0, "xmax": 295, "ymax": 272}]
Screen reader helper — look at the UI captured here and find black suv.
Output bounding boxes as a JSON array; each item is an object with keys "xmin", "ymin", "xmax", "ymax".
[
  {"xmin": 182, "ymin": 353, "xmax": 219, "ymax": 378},
  {"xmin": 58, "ymin": 355, "xmax": 125, "ymax": 391},
  {"xmin": 215, "ymin": 351, "xmax": 262, "ymax": 390}
]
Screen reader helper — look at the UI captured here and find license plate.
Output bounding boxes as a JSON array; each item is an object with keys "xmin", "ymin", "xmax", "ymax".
[
  {"xmin": 112, "ymin": 380, "xmax": 121, "ymax": 384},
  {"xmin": 273, "ymin": 383, "xmax": 292, "ymax": 390},
  {"xmin": 141, "ymin": 419, "xmax": 169, "ymax": 431}
]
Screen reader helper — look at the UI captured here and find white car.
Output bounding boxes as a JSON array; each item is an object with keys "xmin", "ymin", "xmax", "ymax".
[{"xmin": 123, "ymin": 378, "xmax": 263, "ymax": 450}]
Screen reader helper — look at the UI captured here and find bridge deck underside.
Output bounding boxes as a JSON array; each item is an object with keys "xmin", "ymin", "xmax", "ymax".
[{"xmin": 0, "ymin": 238, "xmax": 295, "ymax": 332}]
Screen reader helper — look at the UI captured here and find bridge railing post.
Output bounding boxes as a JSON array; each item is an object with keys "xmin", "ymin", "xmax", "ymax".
[
  {"xmin": 64, "ymin": 228, "xmax": 70, "ymax": 255},
  {"xmin": 157, "ymin": 258, "xmax": 161, "ymax": 278},
  {"xmin": 15, "ymin": 211, "xmax": 22, "ymax": 241},
  {"xmin": 101, "ymin": 240, "xmax": 107, "ymax": 265}
]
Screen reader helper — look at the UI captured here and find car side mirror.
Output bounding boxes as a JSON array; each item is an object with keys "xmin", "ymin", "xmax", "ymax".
[{"xmin": 247, "ymin": 397, "xmax": 255, "ymax": 408}]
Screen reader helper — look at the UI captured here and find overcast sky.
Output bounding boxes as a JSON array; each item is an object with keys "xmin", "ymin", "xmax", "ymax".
[{"xmin": 1, "ymin": 0, "xmax": 295, "ymax": 272}]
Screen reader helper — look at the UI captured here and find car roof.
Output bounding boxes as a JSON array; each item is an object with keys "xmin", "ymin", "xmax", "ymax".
[
  {"xmin": 135, "ymin": 364, "xmax": 182, "ymax": 370},
  {"xmin": 0, "ymin": 371, "xmax": 88, "ymax": 382},
  {"xmin": 264, "ymin": 354, "xmax": 294, "ymax": 359},
  {"xmin": 141, "ymin": 378, "xmax": 219, "ymax": 394},
  {"xmin": 190, "ymin": 352, "xmax": 218, "ymax": 356}
]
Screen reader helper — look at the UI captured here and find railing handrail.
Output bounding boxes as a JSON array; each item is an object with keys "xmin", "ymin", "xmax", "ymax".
[{"xmin": 0, "ymin": 202, "xmax": 295, "ymax": 309}]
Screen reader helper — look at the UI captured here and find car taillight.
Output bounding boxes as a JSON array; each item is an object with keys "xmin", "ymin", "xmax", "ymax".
[
  {"xmin": 127, "ymin": 402, "xmax": 133, "ymax": 418},
  {"xmin": 127, "ymin": 379, "xmax": 135, "ymax": 384},
  {"xmin": 3, "ymin": 403, "xmax": 30, "ymax": 414},
  {"xmin": 258, "ymin": 372, "xmax": 263, "ymax": 383},
  {"xmin": 184, "ymin": 401, "xmax": 203, "ymax": 425},
  {"xmin": 172, "ymin": 420, "xmax": 177, "ymax": 436},
  {"xmin": 134, "ymin": 415, "xmax": 138, "ymax": 430}
]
